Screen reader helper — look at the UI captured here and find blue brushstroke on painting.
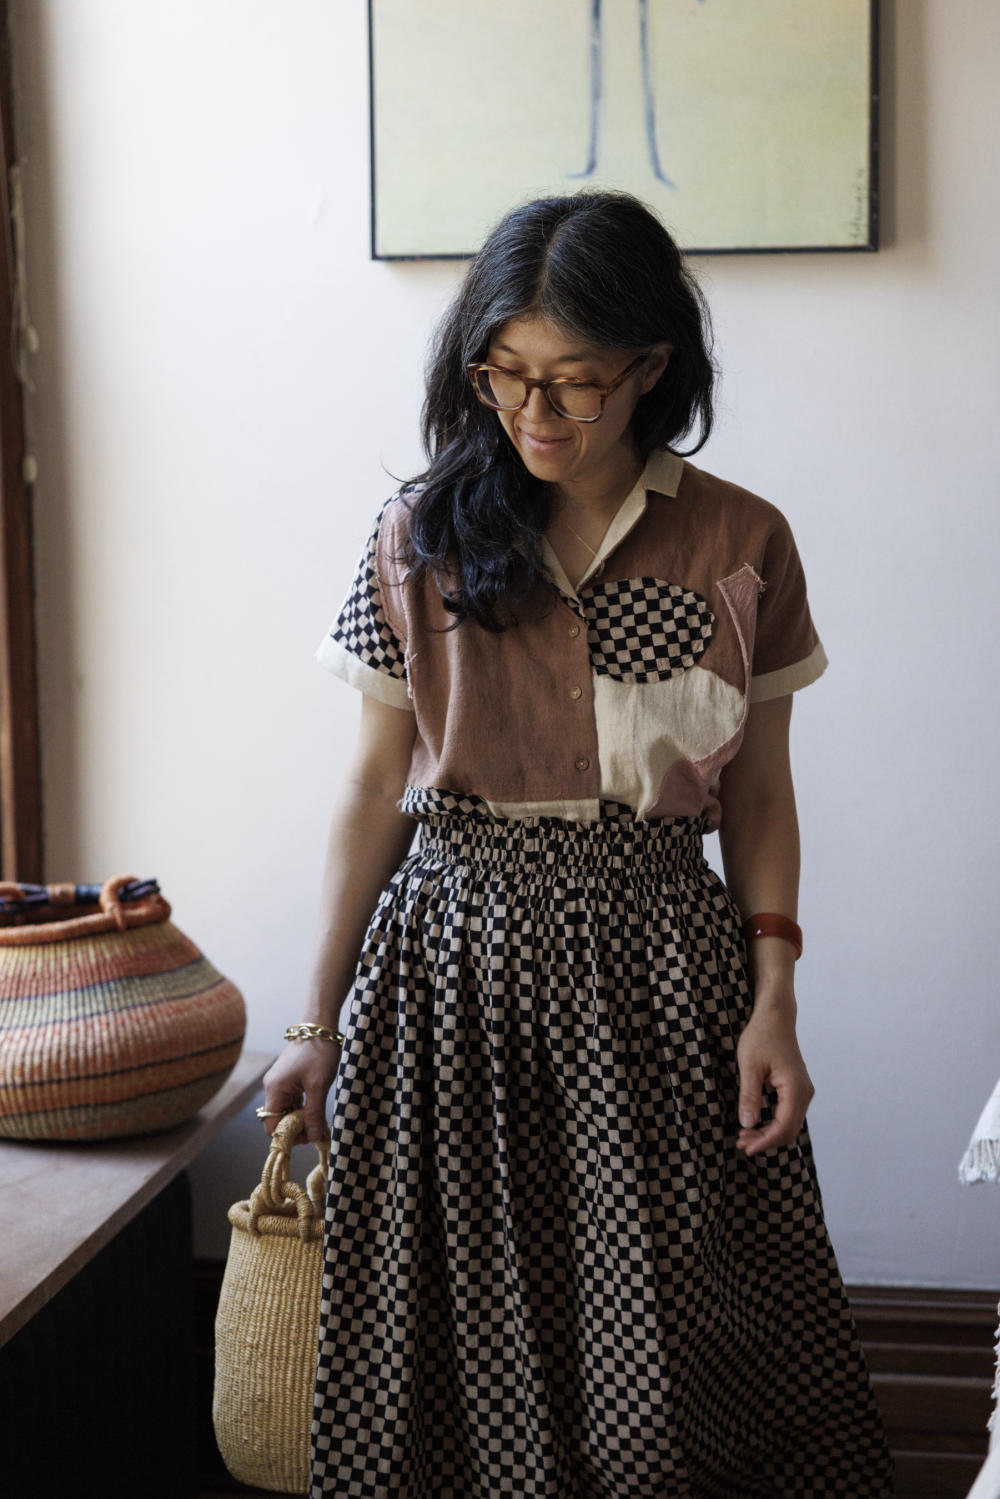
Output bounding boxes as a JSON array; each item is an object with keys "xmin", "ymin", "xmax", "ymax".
[
  {"xmin": 569, "ymin": 0, "xmax": 602, "ymax": 177},
  {"xmin": 639, "ymin": 0, "xmax": 675, "ymax": 186},
  {"xmin": 570, "ymin": 0, "xmax": 705, "ymax": 186}
]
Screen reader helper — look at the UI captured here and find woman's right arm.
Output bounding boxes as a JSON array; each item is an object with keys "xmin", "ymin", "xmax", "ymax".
[{"xmin": 260, "ymin": 693, "xmax": 418, "ymax": 1140}]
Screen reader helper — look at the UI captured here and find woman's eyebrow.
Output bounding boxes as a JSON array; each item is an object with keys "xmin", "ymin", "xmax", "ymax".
[{"xmin": 490, "ymin": 341, "xmax": 593, "ymax": 366}]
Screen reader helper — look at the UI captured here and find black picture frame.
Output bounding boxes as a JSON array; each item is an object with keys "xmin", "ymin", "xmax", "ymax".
[{"xmin": 369, "ymin": 0, "xmax": 879, "ymax": 260}]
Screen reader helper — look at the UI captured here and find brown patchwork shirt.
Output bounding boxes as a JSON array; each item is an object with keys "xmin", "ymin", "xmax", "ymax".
[{"xmin": 317, "ymin": 450, "xmax": 827, "ymax": 827}]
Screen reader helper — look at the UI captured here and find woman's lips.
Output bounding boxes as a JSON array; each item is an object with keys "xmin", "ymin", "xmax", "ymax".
[{"xmin": 519, "ymin": 429, "xmax": 572, "ymax": 453}]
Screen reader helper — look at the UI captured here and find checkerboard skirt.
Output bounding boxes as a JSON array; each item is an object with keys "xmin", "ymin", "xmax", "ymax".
[{"xmin": 311, "ymin": 798, "xmax": 894, "ymax": 1498}]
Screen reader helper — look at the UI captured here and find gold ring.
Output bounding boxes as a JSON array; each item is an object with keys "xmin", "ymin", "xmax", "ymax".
[{"xmin": 255, "ymin": 1107, "xmax": 291, "ymax": 1119}]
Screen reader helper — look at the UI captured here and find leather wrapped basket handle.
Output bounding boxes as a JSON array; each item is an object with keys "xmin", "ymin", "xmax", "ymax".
[
  {"xmin": 0, "ymin": 875, "xmax": 171, "ymax": 944},
  {"xmin": 247, "ymin": 1110, "xmax": 330, "ymax": 1244}
]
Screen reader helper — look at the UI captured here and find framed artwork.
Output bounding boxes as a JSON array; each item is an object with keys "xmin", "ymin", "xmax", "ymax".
[{"xmin": 369, "ymin": 0, "xmax": 878, "ymax": 259}]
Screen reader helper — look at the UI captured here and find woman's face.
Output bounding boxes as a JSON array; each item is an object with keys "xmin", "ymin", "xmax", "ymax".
[{"xmin": 483, "ymin": 315, "xmax": 670, "ymax": 499}]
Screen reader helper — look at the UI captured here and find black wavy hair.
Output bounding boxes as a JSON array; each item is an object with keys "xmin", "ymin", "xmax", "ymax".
[{"xmin": 402, "ymin": 190, "xmax": 715, "ymax": 633}]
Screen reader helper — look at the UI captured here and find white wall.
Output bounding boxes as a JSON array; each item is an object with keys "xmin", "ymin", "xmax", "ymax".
[{"xmin": 10, "ymin": 0, "xmax": 1000, "ymax": 1283}]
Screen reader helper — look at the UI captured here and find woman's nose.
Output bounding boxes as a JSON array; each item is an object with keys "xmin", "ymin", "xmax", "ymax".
[{"xmin": 522, "ymin": 384, "xmax": 557, "ymax": 420}]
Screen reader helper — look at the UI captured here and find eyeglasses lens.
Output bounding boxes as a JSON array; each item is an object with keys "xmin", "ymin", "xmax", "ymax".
[
  {"xmin": 476, "ymin": 367, "xmax": 525, "ymax": 410},
  {"xmin": 474, "ymin": 368, "xmax": 602, "ymax": 421},
  {"xmin": 550, "ymin": 384, "xmax": 601, "ymax": 420}
]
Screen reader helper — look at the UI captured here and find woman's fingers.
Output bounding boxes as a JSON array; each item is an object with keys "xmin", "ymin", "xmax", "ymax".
[
  {"xmin": 735, "ymin": 1011, "xmax": 814, "ymax": 1157},
  {"xmin": 738, "ymin": 1065, "xmax": 764, "ymax": 1132},
  {"xmin": 261, "ymin": 1040, "xmax": 341, "ymax": 1140},
  {"xmin": 302, "ymin": 1093, "xmax": 332, "ymax": 1144},
  {"xmin": 737, "ymin": 1071, "xmax": 814, "ymax": 1156},
  {"xmin": 260, "ymin": 1086, "xmax": 305, "ymax": 1137},
  {"xmin": 260, "ymin": 1067, "xmax": 303, "ymax": 1135}
]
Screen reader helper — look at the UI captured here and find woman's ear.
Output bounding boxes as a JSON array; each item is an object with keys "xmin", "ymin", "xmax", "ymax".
[{"xmin": 640, "ymin": 343, "xmax": 672, "ymax": 393}]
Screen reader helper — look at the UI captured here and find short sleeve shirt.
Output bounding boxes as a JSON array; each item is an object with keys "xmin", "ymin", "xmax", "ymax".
[{"xmin": 317, "ymin": 451, "xmax": 827, "ymax": 827}]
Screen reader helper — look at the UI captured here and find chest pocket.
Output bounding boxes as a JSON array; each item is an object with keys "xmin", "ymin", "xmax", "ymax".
[{"xmin": 581, "ymin": 577, "xmax": 714, "ymax": 683}]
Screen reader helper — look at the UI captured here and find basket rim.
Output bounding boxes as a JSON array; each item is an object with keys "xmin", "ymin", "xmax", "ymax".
[
  {"xmin": 0, "ymin": 876, "xmax": 171, "ymax": 946},
  {"xmin": 227, "ymin": 1199, "xmax": 326, "ymax": 1242}
]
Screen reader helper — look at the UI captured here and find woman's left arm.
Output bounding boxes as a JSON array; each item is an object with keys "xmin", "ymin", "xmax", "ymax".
[{"xmin": 717, "ymin": 694, "xmax": 815, "ymax": 1158}]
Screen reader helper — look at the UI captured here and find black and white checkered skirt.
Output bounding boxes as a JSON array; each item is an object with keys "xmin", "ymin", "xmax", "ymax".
[{"xmin": 311, "ymin": 796, "xmax": 893, "ymax": 1498}]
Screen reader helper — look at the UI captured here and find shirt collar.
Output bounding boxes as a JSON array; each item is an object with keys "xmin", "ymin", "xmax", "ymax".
[
  {"xmin": 643, "ymin": 447, "xmax": 685, "ymax": 498},
  {"xmin": 541, "ymin": 448, "xmax": 685, "ymax": 601}
]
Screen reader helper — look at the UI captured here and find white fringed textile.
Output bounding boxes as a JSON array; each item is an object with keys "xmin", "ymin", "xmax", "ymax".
[
  {"xmin": 958, "ymin": 1078, "xmax": 1000, "ymax": 1495},
  {"xmin": 958, "ymin": 1078, "xmax": 1000, "ymax": 1186}
]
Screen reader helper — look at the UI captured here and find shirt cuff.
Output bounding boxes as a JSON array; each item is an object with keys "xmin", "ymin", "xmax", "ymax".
[
  {"xmin": 315, "ymin": 635, "xmax": 414, "ymax": 711},
  {"xmin": 749, "ymin": 639, "xmax": 828, "ymax": 704}
]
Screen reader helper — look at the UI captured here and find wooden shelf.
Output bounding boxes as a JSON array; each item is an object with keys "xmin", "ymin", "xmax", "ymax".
[{"xmin": 0, "ymin": 1047, "xmax": 272, "ymax": 1346}]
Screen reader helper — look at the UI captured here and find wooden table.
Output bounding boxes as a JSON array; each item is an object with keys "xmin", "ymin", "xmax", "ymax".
[{"xmin": 0, "ymin": 1047, "xmax": 273, "ymax": 1347}]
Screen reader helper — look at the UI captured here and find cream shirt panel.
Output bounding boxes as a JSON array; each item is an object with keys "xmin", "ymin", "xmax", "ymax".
[
  {"xmin": 483, "ymin": 796, "xmax": 602, "ymax": 821},
  {"xmin": 593, "ymin": 667, "xmax": 745, "ymax": 819}
]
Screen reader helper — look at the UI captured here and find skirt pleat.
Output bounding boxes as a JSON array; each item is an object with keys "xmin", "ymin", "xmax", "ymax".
[{"xmin": 310, "ymin": 798, "xmax": 894, "ymax": 1499}]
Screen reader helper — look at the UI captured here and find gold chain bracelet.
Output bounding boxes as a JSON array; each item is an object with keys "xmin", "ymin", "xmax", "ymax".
[{"xmin": 284, "ymin": 1022, "xmax": 345, "ymax": 1045}]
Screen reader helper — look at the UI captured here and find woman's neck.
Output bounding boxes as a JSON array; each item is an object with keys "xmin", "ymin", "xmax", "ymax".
[
  {"xmin": 544, "ymin": 449, "xmax": 646, "ymax": 591},
  {"xmin": 550, "ymin": 454, "xmax": 644, "ymax": 528}
]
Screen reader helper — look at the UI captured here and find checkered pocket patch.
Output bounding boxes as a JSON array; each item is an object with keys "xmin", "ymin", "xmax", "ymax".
[{"xmin": 582, "ymin": 578, "xmax": 714, "ymax": 682}]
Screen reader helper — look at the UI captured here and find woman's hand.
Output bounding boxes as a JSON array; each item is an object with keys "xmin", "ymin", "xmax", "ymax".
[
  {"xmin": 735, "ymin": 1000, "xmax": 815, "ymax": 1157},
  {"xmin": 261, "ymin": 1038, "xmax": 342, "ymax": 1143}
]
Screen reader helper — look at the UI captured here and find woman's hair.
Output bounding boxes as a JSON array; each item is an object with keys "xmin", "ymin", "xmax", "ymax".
[{"xmin": 402, "ymin": 190, "xmax": 715, "ymax": 633}]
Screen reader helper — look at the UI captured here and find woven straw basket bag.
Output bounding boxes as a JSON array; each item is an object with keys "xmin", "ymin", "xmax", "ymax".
[
  {"xmin": 0, "ymin": 875, "xmax": 246, "ymax": 1141},
  {"xmin": 214, "ymin": 1109, "xmax": 330, "ymax": 1496}
]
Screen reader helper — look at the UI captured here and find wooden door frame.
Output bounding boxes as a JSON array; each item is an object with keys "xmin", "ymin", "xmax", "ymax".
[{"xmin": 0, "ymin": 0, "xmax": 41, "ymax": 881}]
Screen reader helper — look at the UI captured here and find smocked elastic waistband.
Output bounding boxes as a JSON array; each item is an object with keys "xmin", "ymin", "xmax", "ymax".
[{"xmin": 415, "ymin": 811, "xmax": 707, "ymax": 874}]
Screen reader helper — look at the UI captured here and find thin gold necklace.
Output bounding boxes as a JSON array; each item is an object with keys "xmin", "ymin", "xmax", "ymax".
[
  {"xmin": 554, "ymin": 463, "xmax": 642, "ymax": 557},
  {"xmin": 557, "ymin": 516, "xmax": 598, "ymax": 555}
]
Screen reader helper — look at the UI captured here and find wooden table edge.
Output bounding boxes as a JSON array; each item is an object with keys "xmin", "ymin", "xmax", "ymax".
[{"xmin": 0, "ymin": 1047, "xmax": 273, "ymax": 1347}]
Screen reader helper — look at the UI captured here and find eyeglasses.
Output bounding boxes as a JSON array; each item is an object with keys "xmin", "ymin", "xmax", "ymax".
[{"xmin": 466, "ymin": 354, "xmax": 647, "ymax": 423}]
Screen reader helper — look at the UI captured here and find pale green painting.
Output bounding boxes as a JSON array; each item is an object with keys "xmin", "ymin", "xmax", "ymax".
[{"xmin": 370, "ymin": 0, "xmax": 876, "ymax": 257}]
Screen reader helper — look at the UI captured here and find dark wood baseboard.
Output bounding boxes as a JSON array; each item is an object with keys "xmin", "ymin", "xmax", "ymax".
[
  {"xmin": 848, "ymin": 1285, "xmax": 998, "ymax": 1498},
  {"xmin": 195, "ymin": 1263, "xmax": 999, "ymax": 1497}
]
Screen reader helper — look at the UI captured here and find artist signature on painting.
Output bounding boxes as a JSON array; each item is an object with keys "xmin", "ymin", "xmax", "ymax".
[{"xmin": 848, "ymin": 166, "xmax": 868, "ymax": 242}]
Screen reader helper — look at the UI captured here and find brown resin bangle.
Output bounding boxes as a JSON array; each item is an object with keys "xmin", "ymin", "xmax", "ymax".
[
  {"xmin": 284, "ymin": 1022, "xmax": 345, "ymax": 1045},
  {"xmin": 742, "ymin": 913, "xmax": 803, "ymax": 960}
]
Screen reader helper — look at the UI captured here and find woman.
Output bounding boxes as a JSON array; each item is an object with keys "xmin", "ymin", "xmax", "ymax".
[{"xmin": 262, "ymin": 191, "xmax": 894, "ymax": 1498}]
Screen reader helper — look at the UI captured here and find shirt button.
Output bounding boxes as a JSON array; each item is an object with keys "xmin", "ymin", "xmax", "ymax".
[
  {"xmin": 569, "ymin": 685, "xmax": 582, "ymax": 700},
  {"xmin": 574, "ymin": 756, "xmax": 590, "ymax": 772},
  {"xmin": 568, "ymin": 624, "xmax": 581, "ymax": 638}
]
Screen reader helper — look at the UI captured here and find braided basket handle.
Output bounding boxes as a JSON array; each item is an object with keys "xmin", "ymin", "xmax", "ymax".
[{"xmin": 247, "ymin": 1109, "xmax": 330, "ymax": 1242}]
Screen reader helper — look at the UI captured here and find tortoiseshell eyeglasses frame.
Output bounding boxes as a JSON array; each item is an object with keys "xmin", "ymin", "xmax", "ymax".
[{"xmin": 466, "ymin": 353, "xmax": 648, "ymax": 423}]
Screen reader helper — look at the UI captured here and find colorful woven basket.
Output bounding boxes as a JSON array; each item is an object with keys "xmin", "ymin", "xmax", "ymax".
[
  {"xmin": 0, "ymin": 874, "xmax": 246, "ymax": 1140},
  {"xmin": 214, "ymin": 1110, "xmax": 329, "ymax": 1496}
]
